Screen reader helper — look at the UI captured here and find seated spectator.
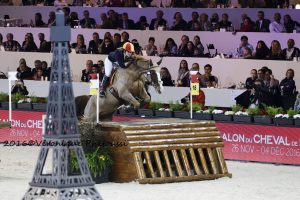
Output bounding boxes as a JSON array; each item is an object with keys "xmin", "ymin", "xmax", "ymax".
[
  {"xmin": 89, "ymin": 64, "xmax": 100, "ymax": 80},
  {"xmin": 177, "ymin": 60, "xmax": 190, "ymax": 87},
  {"xmin": 3, "ymin": 33, "xmax": 21, "ymax": 51},
  {"xmin": 99, "ymin": 37, "xmax": 114, "ymax": 54},
  {"xmin": 254, "ymin": 40, "xmax": 270, "ymax": 60},
  {"xmin": 219, "ymin": 13, "xmax": 232, "ymax": 30},
  {"xmin": 47, "ymin": 11, "xmax": 56, "ymax": 27},
  {"xmin": 186, "ymin": 41, "xmax": 196, "ymax": 57},
  {"xmin": 71, "ymin": 34, "xmax": 87, "ymax": 54},
  {"xmin": 107, "ymin": 10, "xmax": 120, "ymax": 29},
  {"xmin": 106, "ymin": 0, "xmax": 124, "ymax": 6},
  {"xmin": 161, "ymin": 38, "xmax": 177, "ymax": 56},
  {"xmin": 69, "ymin": 12, "xmax": 79, "ymax": 28},
  {"xmin": 144, "ymin": 37, "xmax": 157, "ymax": 56},
  {"xmin": 243, "ymin": 47, "xmax": 253, "ymax": 59},
  {"xmin": 160, "ymin": 67, "xmax": 174, "ymax": 86},
  {"xmin": 41, "ymin": 61, "xmax": 50, "ymax": 80},
  {"xmin": 62, "ymin": 7, "xmax": 71, "ymax": 26},
  {"xmin": 32, "ymin": 60, "xmax": 42, "ymax": 75},
  {"xmin": 240, "ymin": 17, "xmax": 254, "ymax": 32},
  {"xmin": 255, "ymin": 11, "xmax": 270, "ymax": 32},
  {"xmin": 17, "ymin": 62, "xmax": 32, "ymax": 80},
  {"xmin": 34, "ymin": 12, "xmax": 45, "ymax": 27},
  {"xmin": 191, "ymin": 0, "xmax": 205, "ymax": 7},
  {"xmin": 54, "ymin": 0, "xmax": 68, "ymax": 8},
  {"xmin": 283, "ymin": 14, "xmax": 300, "ymax": 33},
  {"xmin": 246, "ymin": 69, "xmax": 258, "ymax": 89},
  {"xmin": 199, "ymin": 13, "xmax": 212, "ymax": 31},
  {"xmin": 33, "ymin": 67, "xmax": 46, "ymax": 81},
  {"xmin": 193, "ymin": 35, "xmax": 204, "ymax": 56},
  {"xmin": 135, "ymin": 16, "xmax": 149, "ymax": 30},
  {"xmin": 187, "ymin": 12, "xmax": 199, "ymax": 31},
  {"xmin": 282, "ymin": 39, "xmax": 300, "ymax": 60},
  {"xmin": 88, "ymin": 32, "xmax": 103, "ymax": 54},
  {"xmin": 177, "ymin": 35, "xmax": 189, "ymax": 56},
  {"xmin": 151, "ymin": 0, "xmax": 172, "ymax": 7},
  {"xmin": 280, "ymin": 69, "xmax": 297, "ymax": 110},
  {"xmin": 199, "ymin": 64, "xmax": 218, "ymax": 88},
  {"xmin": 104, "ymin": 32, "xmax": 113, "ymax": 41},
  {"xmin": 72, "ymin": 0, "xmax": 83, "ymax": 6},
  {"xmin": 96, "ymin": 60, "xmax": 105, "ymax": 81},
  {"xmin": 269, "ymin": 40, "xmax": 284, "ymax": 60},
  {"xmin": 11, "ymin": 79, "xmax": 29, "ymax": 96},
  {"xmin": 269, "ymin": 13, "xmax": 286, "ymax": 33},
  {"xmin": 181, "ymin": 88, "xmax": 205, "ymax": 106},
  {"xmin": 80, "ymin": 10, "xmax": 96, "ymax": 29},
  {"xmin": 81, "ymin": 60, "xmax": 93, "ymax": 82},
  {"xmin": 98, "ymin": 13, "xmax": 113, "ymax": 29},
  {"xmin": 171, "ymin": 12, "xmax": 188, "ymax": 31},
  {"xmin": 132, "ymin": 39, "xmax": 143, "ymax": 55},
  {"xmin": 113, "ymin": 33, "xmax": 122, "ymax": 49},
  {"xmin": 21, "ymin": 33, "xmax": 38, "ymax": 52},
  {"xmin": 190, "ymin": 62, "xmax": 202, "ymax": 85},
  {"xmin": 38, "ymin": 33, "xmax": 51, "ymax": 53},
  {"xmin": 210, "ymin": 13, "xmax": 219, "ymax": 31},
  {"xmin": 150, "ymin": 10, "xmax": 167, "ymax": 30},
  {"xmin": 121, "ymin": 31, "xmax": 130, "ymax": 44},
  {"xmin": 117, "ymin": 12, "xmax": 135, "ymax": 30},
  {"xmin": 237, "ymin": 36, "xmax": 254, "ymax": 57},
  {"xmin": 260, "ymin": 68, "xmax": 280, "ymax": 107}
]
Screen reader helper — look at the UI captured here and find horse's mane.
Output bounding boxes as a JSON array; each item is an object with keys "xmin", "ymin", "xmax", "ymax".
[{"xmin": 133, "ymin": 54, "xmax": 148, "ymax": 61}]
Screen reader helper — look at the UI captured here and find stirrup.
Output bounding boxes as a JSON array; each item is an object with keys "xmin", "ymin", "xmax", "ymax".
[{"xmin": 99, "ymin": 91, "xmax": 106, "ymax": 98}]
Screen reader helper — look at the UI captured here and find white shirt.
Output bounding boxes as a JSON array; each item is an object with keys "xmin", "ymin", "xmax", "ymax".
[
  {"xmin": 269, "ymin": 21, "xmax": 286, "ymax": 33},
  {"xmin": 286, "ymin": 48, "xmax": 294, "ymax": 60}
]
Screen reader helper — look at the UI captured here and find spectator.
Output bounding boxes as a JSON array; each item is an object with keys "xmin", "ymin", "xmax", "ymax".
[
  {"xmin": 121, "ymin": 31, "xmax": 130, "ymax": 44},
  {"xmin": 69, "ymin": 12, "xmax": 79, "ymax": 28},
  {"xmin": 98, "ymin": 13, "xmax": 113, "ymax": 29},
  {"xmin": 32, "ymin": 60, "xmax": 42, "ymax": 75},
  {"xmin": 33, "ymin": 67, "xmax": 45, "ymax": 81},
  {"xmin": 177, "ymin": 35, "xmax": 189, "ymax": 56},
  {"xmin": 245, "ymin": 69, "xmax": 258, "ymax": 89},
  {"xmin": 17, "ymin": 62, "xmax": 32, "ymax": 80},
  {"xmin": 107, "ymin": 10, "xmax": 119, "ymax": 29},
  {"xmin": 21, "ymin": 33, "xmax": 38, "ymax": 52},
  {"xmin": 280, "ymin": 69, "xmax": 297, "ymax": 110},
  {"xmin": 118, "ymin": 12, "xmax": 135, "ymax": 30},
  {"xmin": 38, "ymin": 33, "xmax": 51, "ymax": 53},
  {"xmin": 199, "ymin": 13, "xmax": 212, "ymax": 31},
  {"xmin": 243, "ymin": 47, "xmax": 253, "ymax": 59},
  {"xmin": 200, "ymin": 64, "xmax": 218, "ymax": 88},
  {"xmin": 171, "ymin": 12, "xmax": 188, "ymax": 31},
  {"xmin": 186, "ymin": 41, "xmax": 196, "ymax": 57},
  {"xmin": 193, "ymin": 35, "xmax": 204, "ymax": 56},
  {"xmin": 240, "ymin": 17, "xmax": 254, "ymax": 32},
  {"xmin": 11, "ymin": 79, "xmax": 29, "ymax": 96},
  {"xmin": 283, "ymin": 14, "xmax": 300, "ymax": 33},
  {"xmin": 260, "ymin": 68, "xmax": 280, "ymax": 106},
  {"xmin": 54, "ymin": 0, "xmax": 68, "ymax": 8},
  {"xmin": 41, "ymin": 61, "xmax": 50, "ymax": 80},
  {"xmin": 187, "ymin": 12, "xmax": 199, "ymax": 31},
  {"xmin": 219, "ymin": 13, "xmax": 232, "ymax": 30},
  {"xmin": 113, "ymin": 33, "xmax": 122, "ymax": 49},
  {"xmin": 150, "ymin": 0, "xmax": 172, "ymax": 7},
  {"xmin": 255, "ymin": 11, "xmax": 270, "ymax": 32},
  {"xmin": 89, "ymin": 64, "xmax": 99, "ymax": 80},
  {"xmin": 62, "ymin": 7, "xmax": 71, "ymax": 26},
  {"xmin": 177, "ymin": 60, "xmax": 190, "ymax": 87},
  {"xmin": 160, "ymin": 67, "xmax": 174, "ymax": 86},
  {"xmin": 132, "ymin": 39, "xmax": 143, "ymax": 55},
  {"xmin": 72, "ymin": 0, "xmax": 83, "ymax": 6},
  {"xmin": 88, "ymin": 32, "xmax": 103, "ymax": 54},
  {"xmin": 238, "ymin": 36, "xmax": 254, "ymax": 57},
  {"xmin": 80, "ymin": 10, "xmax": 96, "ymax": 29},
  {"xmin": 269, "ymin": 40, "xmax": 284, "ymax": 60},
  {"xmin": 190, "ymin": 63, "xmax": 203, "ymax": 86},
  {"xmin": 210, "ymin": 13, "xmax": 219, "ymax": 31},
  {"xmin": 96, "ymin": 60, "xmax": 105, "ymax": 81},
  {"xmin": 81, "ymin": 60, "xmax": 93, "ymax": 82},
  {"xmin": 47, "ymin": 11, "xmax": 56, "ymax": 27},
  {"xmin": 161, "ymin": 38, "xmax": 177, "ymax": 56},
  {"xmin": 99, "ymin": 37, "xmax": 114, "ymax": 54},
  {"xmin": 269, "ymin": 13, "xmax": 286, "ymax": 33},
  {"xmin": 3, "ymin": 33, "xmax": 21, "ymax": 51},
  {"xmin": 135, "ymin": 16, "xmax": 149, "ymax": 30},
  {"xmin": 254, "ymin": 40, "xmax": 270, "ymax": 60},
  {"xmin": 282, "ymin": 39, "xmax": 300, "ymax": 60},
  {"xmin": 107, "ymin": 0, "xmax": 124, "ymax": 6},
  {"xmin": 34, "ymin": 12, "xmax": 45, "ymax": 27},
  {"xmin": 149, "ymin": 10, "xmax": 167, "ymax": 30},
  {"xmin": 71, "ymin": 34, "xmax": 87, "ymax": 54},
  {"xmin": 104, "ymin": 32, "xmax": 113, "ymax": 41},
  {"xmin": 144, "ymin": 37, "xmax": 157, "ymax": 56}
]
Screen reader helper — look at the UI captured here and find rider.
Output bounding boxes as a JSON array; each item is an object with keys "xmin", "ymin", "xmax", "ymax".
[{"xmin": 99, "ymin": 42, "xmax": 135, "ymax": 97}]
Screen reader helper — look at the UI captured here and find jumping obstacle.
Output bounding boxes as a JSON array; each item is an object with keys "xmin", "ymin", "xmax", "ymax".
[{"xmin": 99, "ymin": 118, "xmax": 231, "ymax": 184}]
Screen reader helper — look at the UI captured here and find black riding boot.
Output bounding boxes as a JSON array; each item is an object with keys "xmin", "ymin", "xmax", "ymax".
[{"xmin": 99, "ymin": 75, "xmax": 110, "ymax": 98}]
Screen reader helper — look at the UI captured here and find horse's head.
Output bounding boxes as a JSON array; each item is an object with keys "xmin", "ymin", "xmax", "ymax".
[{"xmin": 147, "ymin": 58, "xmax": 163, "ymax": 94}]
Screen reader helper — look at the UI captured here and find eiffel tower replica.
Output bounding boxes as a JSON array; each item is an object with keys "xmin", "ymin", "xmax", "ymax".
[{"xmin": 23, "ymin": 10, "xmax": 102, "ymax": 200}]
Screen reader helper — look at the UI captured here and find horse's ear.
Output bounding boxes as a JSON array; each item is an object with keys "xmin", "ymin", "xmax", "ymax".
[
  {"xmin": 150, "ymin": 59, "xmax": 154, "ymax": 66},
  {"xmin": 156, "ymin": 57, "xmax": 163, "ymax": 66}
]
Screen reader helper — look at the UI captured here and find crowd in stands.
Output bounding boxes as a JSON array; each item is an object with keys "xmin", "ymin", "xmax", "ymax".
[{"xmin": 0, "ymin": 0, "xmax": 295, "ymax": 8}]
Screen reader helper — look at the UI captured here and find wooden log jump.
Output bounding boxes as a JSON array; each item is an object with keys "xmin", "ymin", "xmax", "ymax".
[{"xmin": 97, "ymin": 118, "xmax": 231, "ymax": 184}]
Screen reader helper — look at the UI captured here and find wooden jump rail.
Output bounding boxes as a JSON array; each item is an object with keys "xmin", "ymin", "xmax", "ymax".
[{"xmin": 98, "ymin": 118, "xmax": 231, "ymax": 184}]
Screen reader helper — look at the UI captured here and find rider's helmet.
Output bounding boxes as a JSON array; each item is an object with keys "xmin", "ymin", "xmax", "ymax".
[{"xmin": 122, "ymin": 42, "xmax": 135, "ymax": 53}]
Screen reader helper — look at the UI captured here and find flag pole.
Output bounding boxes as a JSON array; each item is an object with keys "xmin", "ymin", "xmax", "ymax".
[{"xmin": 96, "ymin": 73, "xmax": 99, "ymax": 124}]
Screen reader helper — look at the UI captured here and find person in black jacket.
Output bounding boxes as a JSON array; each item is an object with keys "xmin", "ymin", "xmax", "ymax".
[
  {"xmin": 34, "ymin": 12, "xmax": 45, "ymax": 27},
  {"xmin": 283, "ymin": 14, "xmax": 300, "ymax": 33},
  {"xmin": 11, "ymin": 79, "xmax": 29, "ymax": 96},
  {"xmin": 38, "ymin": 33, "xmax": 51, "ymax": 53},
  {"xmin": 3, "ymin": 33, "xmax": 21, "ymax": 51},
  {"xmin": 149, "ymin": 10, "xmax": 167, "ymax": 30},
  {"xmin": 88, "ymin": 32, "xmax": 102, "ymax": 54},
  {"xmin": 280, "ymin": 69, "xmax": 297, "ymax": 110},
  {"xmin": 171, "ymin": 12, "xmax": 188, "ymax": 31},
  {"xmin": 21, "ymin": 33, "xmax": 38, "ymax": 52},
  {"xmin": 177, "ymin": 35, "xmax": 189, "ymax": 57},
  {"xmin": 99, "ymin": 42, "xmax": 135, "ymax": 97},
  {"xmin": 117, "ymin": 12, "xmax": 135, "ymax": 30},
  {"xmin": 282, "ymin": 39, "xmax": 300, "ymax": 60},
  {"xmin": 255, "ymin": 11, "xmax": 270, "ymax": 32},
  {"xmin": 255, "ymin": 41, "xmax": 270, "ymax": 60},
  {"xmin": 79, "ymin": 10, "xmax": 96, "ymax": 28},
  {"xmin": 219, "ymin": 13, "xmax": 232, "ymax": 29},
  {"xmin": 81, "ymin": 60, "xmax": 93, "ymax": 82},
  {"xmin": 17, "ymin": 62, "xmax": 32, "ymax": 80},
  {"xmin": 135, "ymin": 16, "xmax": 149, "ymax": 30},
  {"xmin": 160, "ymin": 67, "xmax": 174, "ymax": 86}
]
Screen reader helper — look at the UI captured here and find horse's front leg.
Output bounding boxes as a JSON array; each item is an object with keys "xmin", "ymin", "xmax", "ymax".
[
  {"xmin": 119, "ymin": 89, "xmax": 140, "ymax": 110},
  {"xmin": 140, "ymin": 86, "xmax": 151, "ymax": 103}
]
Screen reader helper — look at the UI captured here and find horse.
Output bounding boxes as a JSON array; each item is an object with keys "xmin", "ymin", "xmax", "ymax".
[{"xmin": 77, "ymin": 57, "xmax": 162, "ymax": 122}]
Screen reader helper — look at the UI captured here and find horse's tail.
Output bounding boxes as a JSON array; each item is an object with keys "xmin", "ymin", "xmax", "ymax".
[{"xmin": 83, "ymin": 95, "xmax": 97, "ymax": 122}]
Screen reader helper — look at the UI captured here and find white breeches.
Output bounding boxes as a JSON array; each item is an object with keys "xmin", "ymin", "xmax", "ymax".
[{"xmin": 104, "ymin": 57, "xmax": 113, "ymax": 77}]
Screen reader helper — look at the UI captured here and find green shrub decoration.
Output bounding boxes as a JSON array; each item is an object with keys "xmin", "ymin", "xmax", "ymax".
[
  {"xmin": 30, "ymin": 95, "xmax": 39, "ymax": 103},
  {"xmin": 246, "ymin": 107, "xmax": 261, "ymax": 116},
  {"xmin": 231, "ymin": 104, "xmax": 242, "ymax": 113},
  {"xmin": 187, "ymin": 103, "xmax": 203, "ymax": 111},
  {"xmin": 149, "ymin": 101, "xmax": 162, "ymax": 110},
  {"xmin": 169, "ymin": 101, "xmax": 181, "ymax": 111},
  {"xmin": 0, "ymin": 92, "xmax": 8, "ymax": 102},
  {"xmin": 11, "ymin": 93, "xmax": 26, "ymax": 103},
  {"xmin": 265, "ymin": 106, "xmax": 283, "ymax": 117},
  {"xmin": 208, "ymin": 106, "xmax": 215, "ymax": 113},
  {"xmin": 287, "ymin": 109, "xmax": 299, "ymax": 118}
]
